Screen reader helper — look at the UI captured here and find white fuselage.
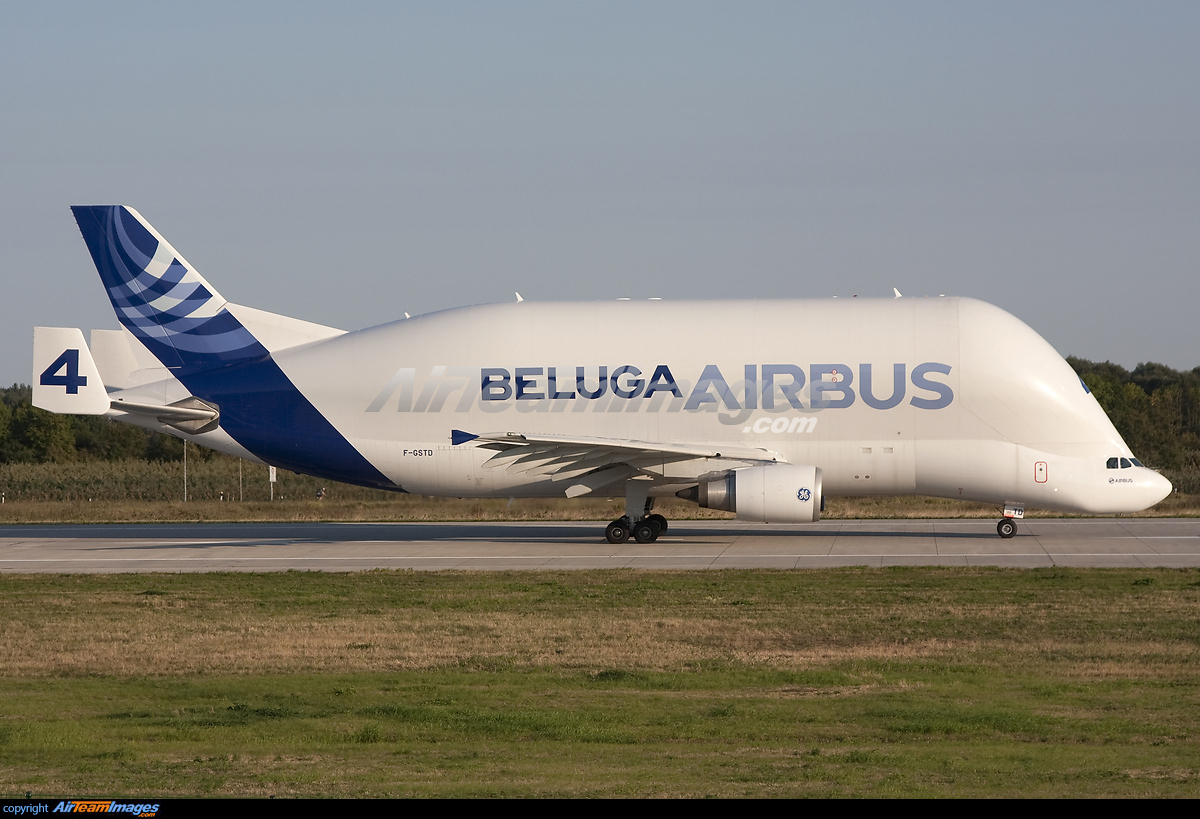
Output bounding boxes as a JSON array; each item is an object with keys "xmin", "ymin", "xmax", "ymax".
[{"xmin": 113, "ymin": 295, "xmax": 1165, "ymax": 514}]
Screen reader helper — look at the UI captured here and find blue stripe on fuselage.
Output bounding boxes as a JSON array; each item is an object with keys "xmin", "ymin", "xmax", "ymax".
[
  {"xmin": 73, "ymin": 206, "xmax": 392, "ymax": 489},
  {"xmin": 181, "ymin": 355, "xmax": 396, "ymax": 490}
]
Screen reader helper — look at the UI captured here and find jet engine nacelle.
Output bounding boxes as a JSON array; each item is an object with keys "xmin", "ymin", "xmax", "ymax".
[{"xmin": 678, "ymin": 463, "xmax": 823, "ymax": 523}]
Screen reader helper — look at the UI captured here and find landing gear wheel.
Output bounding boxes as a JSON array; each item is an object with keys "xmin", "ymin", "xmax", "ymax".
[
  {"xmin": 633, "ymin": 521, "xmax": 659, "ymax": 543},
  {"xmin": 605, "ymin": 519, "xmax": 630, "ymax": 544},
  {"xmin": 997, "ymin": 518, "xmax": 1017, "ymax": 539},
  {"xmin": 648, "ymin": 514, "xmax": 668, "ymax": 533}
]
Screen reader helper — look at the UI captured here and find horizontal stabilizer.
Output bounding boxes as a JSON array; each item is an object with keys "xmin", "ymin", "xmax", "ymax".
[{"xmin": 110, "ymin": 396, "xmax": 220, "ymax": 434}]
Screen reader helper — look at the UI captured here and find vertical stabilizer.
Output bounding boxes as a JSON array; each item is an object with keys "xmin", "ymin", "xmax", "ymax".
[
  {"xmin": 67, "ymin": 206, "xmax": 394, "ymax": 489},
  {"xmin": 71, "ymin": 205, "xmax": 268, "ymax": 373}
]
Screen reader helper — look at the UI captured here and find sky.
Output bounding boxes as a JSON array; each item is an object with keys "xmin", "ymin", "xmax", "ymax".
[{"xmin": 3, "ymin": 1, "xmax": 1198, "ymax": 386}]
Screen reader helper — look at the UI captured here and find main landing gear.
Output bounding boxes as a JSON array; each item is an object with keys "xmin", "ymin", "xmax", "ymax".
[
  {"xmin": 605, "ymin": 480, "xmax": 668, "ymax": 543},
  {"xmin": 605, "ymin": 513, "xmax": 668, "ymax": 544}
]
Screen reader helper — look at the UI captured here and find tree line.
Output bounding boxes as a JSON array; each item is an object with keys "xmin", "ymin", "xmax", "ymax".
[
  {"xmin": 0, "ymin": 384, "xmax": 183, "ymax": 464},
  {"xmin": 1068, "ymin": 359, "xmax": 1200, "ymax": 490},
  {"xmin": 3, "ymin": 358, "xmax": 1199, "ymax": 489}
]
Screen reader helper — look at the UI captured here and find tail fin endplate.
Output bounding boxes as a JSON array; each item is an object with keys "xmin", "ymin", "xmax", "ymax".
[{"xmin": 32, "ymin": 327, "xmax": 109, "ymax": 415}]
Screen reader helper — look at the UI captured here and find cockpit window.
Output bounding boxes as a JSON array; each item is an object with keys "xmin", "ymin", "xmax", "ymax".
[
  {"xmin": 1131, "ymin": 458, "xmax": 1144, "ymax": 467},
  {"xmin": 1120, "ymin": 458, "xmax": 1132, "ymax": 468},
  {"xmin": 1107, "ymin": 457, "xmax": 1119, "ymax": 469}
]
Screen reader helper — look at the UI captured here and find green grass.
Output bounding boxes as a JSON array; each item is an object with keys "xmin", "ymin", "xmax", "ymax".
[
  {"xmin": 6, "ymin": 668, "xmax": 1195, "ymax": 797},
  {"xmin": 1, "ymin": 568, "xmax": 1198, "ymax": 796}
]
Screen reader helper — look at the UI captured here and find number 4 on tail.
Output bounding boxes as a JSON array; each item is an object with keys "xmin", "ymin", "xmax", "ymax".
[
  {"xmin": 32, "ymin": 328, "xmax": 108, "ymax": 415},
  {"xmin": 40, "ymin": 349, "xmax": 87, "ymax": 394}
]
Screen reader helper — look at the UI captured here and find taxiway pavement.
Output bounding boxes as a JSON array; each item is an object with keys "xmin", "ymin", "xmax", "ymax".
[{"xmin": 0, "ymin": 518, "xmax": 1197, "ymax": 572}]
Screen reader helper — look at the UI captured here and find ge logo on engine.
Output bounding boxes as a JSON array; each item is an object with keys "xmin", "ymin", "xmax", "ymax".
[{"xmin": 797, "ymin": 488, "xmax": 811, "ymax": 502}]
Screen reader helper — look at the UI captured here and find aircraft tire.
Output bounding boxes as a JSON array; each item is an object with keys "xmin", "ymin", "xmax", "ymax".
[
  {"xmin": 997, "ymin": 518, "xmax": 1017, "ymax": 539},
  {"xmin": 648, "ymin": 514, "xmax": 668, "ymax": 533},
  {"xmin": 633, "ymin": 521, "xmax": 659, "ymax": 543},
  {"xmin": 605, "ymin": 520, "xmax": 630, "ymax": 544}
]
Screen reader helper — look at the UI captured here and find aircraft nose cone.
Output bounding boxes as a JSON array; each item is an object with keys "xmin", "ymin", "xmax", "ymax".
[{"xmin": 1144, "ymin": 470, "xmax": 1173, "ymax": 507}]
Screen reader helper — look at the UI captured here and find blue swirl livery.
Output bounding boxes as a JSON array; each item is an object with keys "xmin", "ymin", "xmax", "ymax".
[
  {"xmin": 72, "ymin": 206, "xmax": 267, "ymax": 374},
  {"xmin": 69, "ymin": 205, "xmax": 392, "ymax": 489}
]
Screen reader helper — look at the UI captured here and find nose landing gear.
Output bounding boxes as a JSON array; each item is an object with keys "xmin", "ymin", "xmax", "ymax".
[{"xmin": 997, "ymin": 503, "xmax": 1024, "ymax": 538}]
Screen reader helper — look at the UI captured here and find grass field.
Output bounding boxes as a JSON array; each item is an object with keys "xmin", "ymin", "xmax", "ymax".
[
  {"xmin": 3, "ymin": 460, "xmax": 1197, "ymax": 796},
  {"xmin": 1, "ymin": 568, "xmax": 1198, "ymax": 797}
]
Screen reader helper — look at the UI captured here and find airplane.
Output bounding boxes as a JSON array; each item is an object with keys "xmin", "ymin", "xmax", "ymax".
[{"xmin": 33, "ymin": 205, "xmax": 1172, "ymax": 542}]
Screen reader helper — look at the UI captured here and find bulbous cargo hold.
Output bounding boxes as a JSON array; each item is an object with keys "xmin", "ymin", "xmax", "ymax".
[{"xmin": 915, "ymin": 298, "xmax": 1173, "ymax": 515}]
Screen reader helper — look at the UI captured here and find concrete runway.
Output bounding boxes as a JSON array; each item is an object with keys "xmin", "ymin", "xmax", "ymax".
[{"xmin": 0, "ymin": 518, "xmax": 1198, "ymax": 571}]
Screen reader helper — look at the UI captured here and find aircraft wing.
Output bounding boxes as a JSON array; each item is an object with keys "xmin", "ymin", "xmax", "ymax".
[{"xmin": 454, "ymin": 430, "xmax": 782, "ymax": 496}]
